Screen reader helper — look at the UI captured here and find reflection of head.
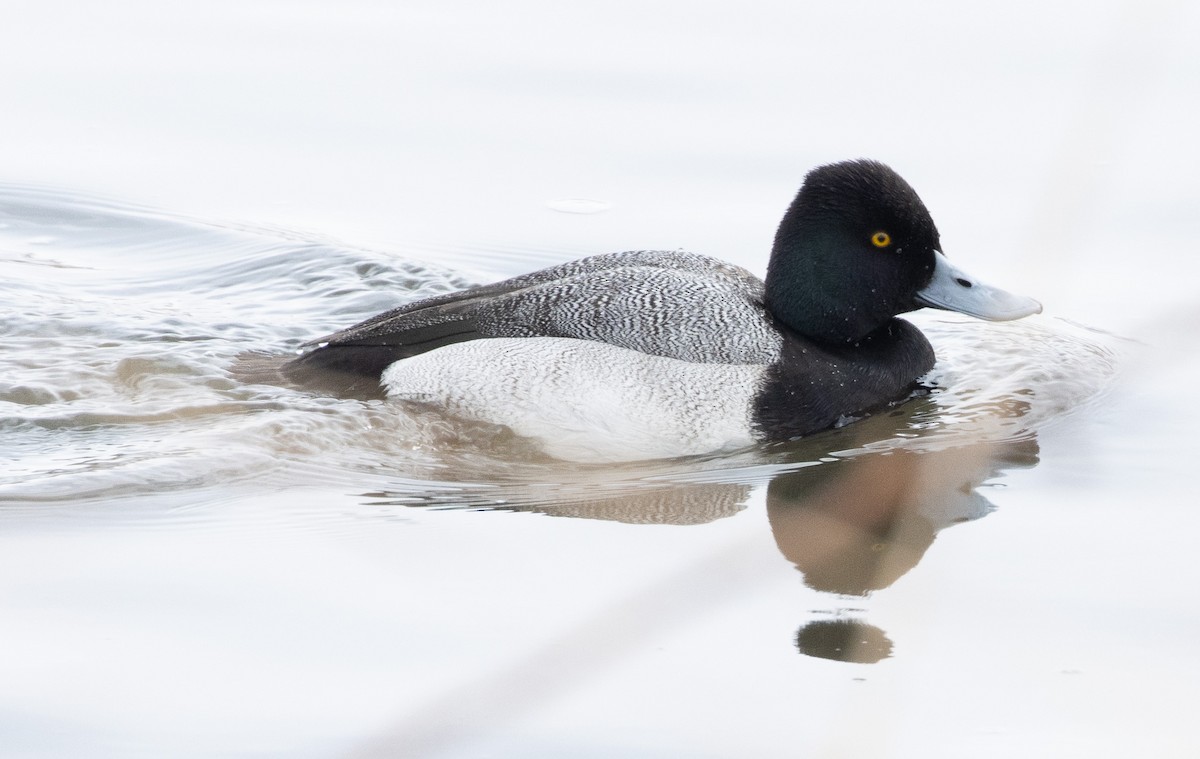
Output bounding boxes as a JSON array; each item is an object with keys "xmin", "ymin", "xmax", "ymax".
[
  {"xmin": 795, "ymin": 619, "xmax": 894, "ymax": 663},
  {"xmin": 767, "ymin": 440, "xmax": 1038, "ymax": 595},
  {"xmin": 768, "ymin": 454, "xmax": 938, "ymax": 594}
]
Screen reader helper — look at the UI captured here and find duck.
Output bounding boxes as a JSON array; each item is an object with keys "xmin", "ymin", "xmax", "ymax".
[{"xmin": 274, "ymin": 160, "xmax": 1041, "ymax": 461}]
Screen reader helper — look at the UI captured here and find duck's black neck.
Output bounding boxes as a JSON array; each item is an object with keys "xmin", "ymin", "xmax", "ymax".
[{"xmin": 753, "ymin": 319, "xmax": 936, "ymax": 442}]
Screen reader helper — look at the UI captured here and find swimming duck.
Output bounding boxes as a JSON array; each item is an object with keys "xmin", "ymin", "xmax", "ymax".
[{"xmin": 277, "ymin": 160, "xmax": 1041, "ymax": 460}]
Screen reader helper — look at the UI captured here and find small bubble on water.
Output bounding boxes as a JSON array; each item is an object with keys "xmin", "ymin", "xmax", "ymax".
[{"xmin": 547, "ymin": 198, "xmax": 612, "ymax": 214}]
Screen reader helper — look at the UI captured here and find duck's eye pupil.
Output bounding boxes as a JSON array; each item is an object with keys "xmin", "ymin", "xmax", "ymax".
[{"xmin": 871, "ymin": 231, "xmax": 892, "ymax": 249}]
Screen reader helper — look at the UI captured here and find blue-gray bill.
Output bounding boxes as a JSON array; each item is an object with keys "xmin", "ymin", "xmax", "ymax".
[{"xmin": 915, "ymin": 251, "xmax": 1042, "ymax": 321}]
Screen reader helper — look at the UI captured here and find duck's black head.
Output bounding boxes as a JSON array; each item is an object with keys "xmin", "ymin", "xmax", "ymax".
[{"xmin": 767, "ymin": 160, "xmax": 942, "ymax": 343}]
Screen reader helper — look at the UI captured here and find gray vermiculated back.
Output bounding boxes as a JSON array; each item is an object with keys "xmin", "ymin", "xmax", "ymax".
[{"xmin": 305, "ymin": 250, "xmax": 784, "ymax": 367}]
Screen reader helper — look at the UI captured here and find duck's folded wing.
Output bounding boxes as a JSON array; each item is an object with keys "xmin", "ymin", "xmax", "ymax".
[
  {"xmin": 280, "ymin": 253, "xmax": 776, "ymax": 388},
  {"xmin": 305, "ymin": 249, "xmax": 764, "ymax": 347}
]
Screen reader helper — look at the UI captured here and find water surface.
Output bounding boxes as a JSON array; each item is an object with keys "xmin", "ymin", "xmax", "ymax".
[{"xmin": 2, "ymin": 182, "xmax": 1175, "ymax": 759}]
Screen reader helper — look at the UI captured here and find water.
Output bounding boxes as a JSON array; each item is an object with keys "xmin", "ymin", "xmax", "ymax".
[{"xmin": 3, "ymin": 2, "xmax": 1200, "ymax": 757}]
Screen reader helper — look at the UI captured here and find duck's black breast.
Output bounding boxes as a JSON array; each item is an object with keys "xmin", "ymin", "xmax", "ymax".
[{"xmin": 752, "ymin": 318, "xmax": 936, "ymax": 441}]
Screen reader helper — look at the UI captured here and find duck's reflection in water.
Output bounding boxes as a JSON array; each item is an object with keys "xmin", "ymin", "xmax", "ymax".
[{"xmin": 364, "ymin": 408, "xmax": 1039, "ymax": 664}]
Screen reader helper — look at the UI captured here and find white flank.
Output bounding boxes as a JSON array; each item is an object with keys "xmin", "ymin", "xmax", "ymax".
[{"xmin": 381, "ymin": 337, "xmax": 765, "ymax": 462}]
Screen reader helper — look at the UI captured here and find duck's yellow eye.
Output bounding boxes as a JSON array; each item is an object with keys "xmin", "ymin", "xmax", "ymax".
[{"xmin": 871, "ymin": 231, "xmax": 892, "ymax": 248}]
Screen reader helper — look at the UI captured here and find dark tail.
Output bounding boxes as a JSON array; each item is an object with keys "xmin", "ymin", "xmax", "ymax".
[{"xmin": 229, "ymin": 349, "xmax": 388, "ymax": 399}]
